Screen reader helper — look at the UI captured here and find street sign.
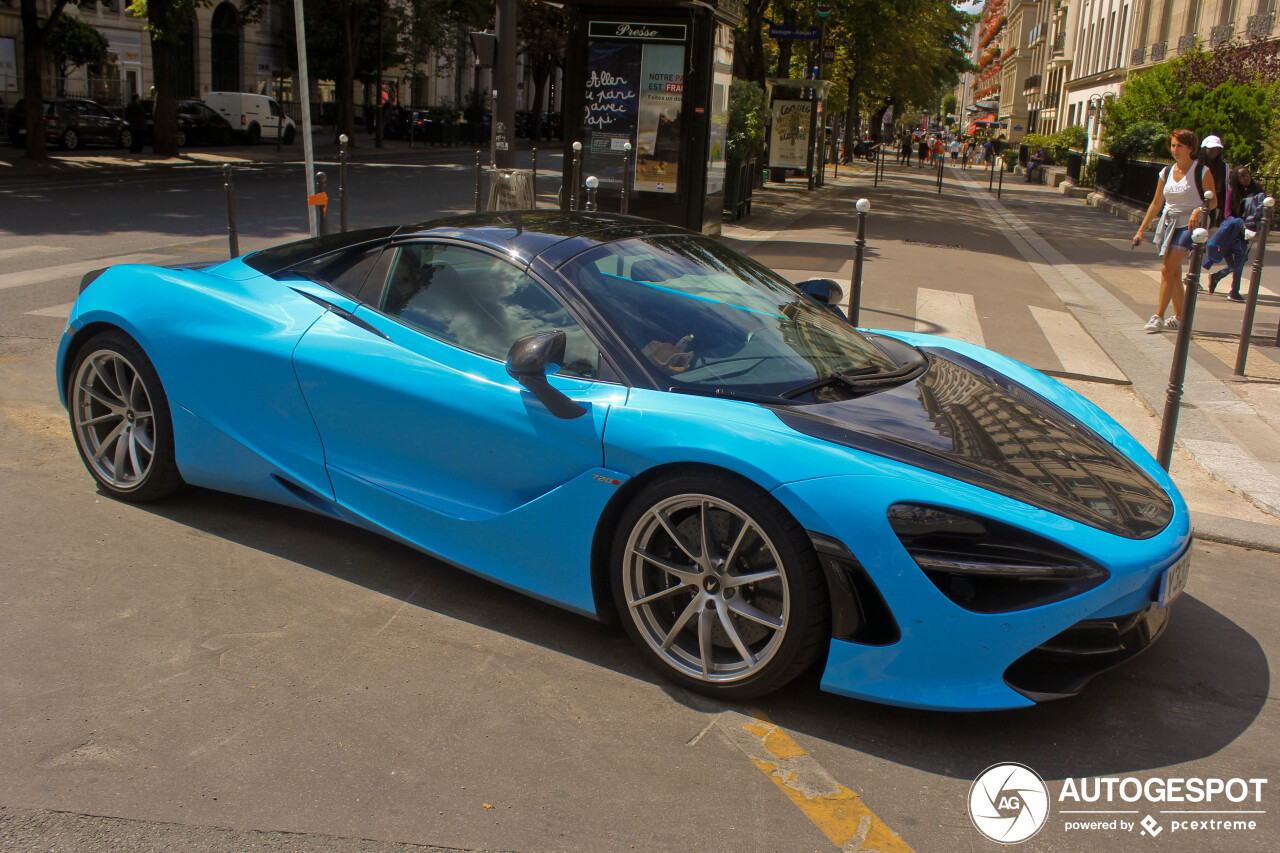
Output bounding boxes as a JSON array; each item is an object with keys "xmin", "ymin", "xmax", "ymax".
[
  {"xmin": 769, "ymin": 25, "xmax": 821, "ymax": 40},
  {"xmin": 817, "ymin": 5, "xmax": 833, "ymax": 17},
  {"xmin": 823, "ymin": 47, "xmax": 835, "ymax": 62}
]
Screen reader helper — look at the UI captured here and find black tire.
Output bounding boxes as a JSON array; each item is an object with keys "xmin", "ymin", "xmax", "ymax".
[
  {"xmin": 175, "ymin": 129, "xmax": 187, "ymax": 148},
  {"xmin": 62, "ymin": 128, "xmax": 80, "ymax": 151},
  {"xmin": 611, "ymin": 472, "xmax": 829, "ymax": 699},
  {"xmin": 247, "ymin": 123, "xmax": 260, "ymax": 145},
  {"xmin": 68, "ymin": 330, "xmax": 184, "ymax": 503},
  {"xmin": 282, "ymin": 124, "xmax": 295, "ymax": 145},
  {"xmin": 119, "ymin": 129, "xmax": 132, "ymax": 151}
]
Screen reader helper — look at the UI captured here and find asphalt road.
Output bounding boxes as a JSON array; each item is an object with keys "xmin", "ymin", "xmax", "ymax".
[{"xmin": 1, "ymin": 154, "xmax": 1278, "ymax": 853}]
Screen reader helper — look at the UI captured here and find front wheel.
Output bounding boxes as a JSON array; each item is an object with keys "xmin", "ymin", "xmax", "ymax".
[
  {"xmin": 62, "ymin": 128, "xmax": 80, "ymax": 151},
  {"xmin": 612, "ymin": 473, "xmax": 829, "ymax": 699},
  {"xmin": 282, "ymin": 124, "xmax": 295, "ymax": 145},
  {"xmin": 68, "ymin": 331, "xmax": 184, "ymax": 502},
  {"xmin": 175, "ymin": 129, "xmax": 187, "ymax": 148}
]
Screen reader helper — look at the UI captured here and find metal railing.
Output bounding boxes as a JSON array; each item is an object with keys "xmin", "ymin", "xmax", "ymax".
[
  {"xmin": 1131, "ymin": 45, "xmax": 1147, "ymax": 65},
  {"xmin": 1248, "ymin": 11, "xmax": 1276, "ymax": 40},
  {"xmin": 1150, "ymin": 41, "xmax": 1168, "ymax": 61},
  {"xmin": 1210, "ymin": 24, "xmax": 1234, "ymax": 49},
  {"xmin": 1053, "ymin": 32, "xmax": 1067, "ymax": 55},
  {"xmin": 1178, "ymin": 33, "xmax": 1199, "ymax": 54}
]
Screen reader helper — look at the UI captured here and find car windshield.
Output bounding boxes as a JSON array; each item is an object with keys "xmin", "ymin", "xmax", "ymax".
[{"xmin": 561, "ymin": 234, "xmax": 902, "ymax": 399}]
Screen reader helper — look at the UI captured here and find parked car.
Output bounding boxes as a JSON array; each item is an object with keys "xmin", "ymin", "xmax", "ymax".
[
  {"xmin": 57, "ymin": 212, "xmax": 1192, "ymax": 710},
  {"xmin": 204, "ymin": 91, "xmax": 295, "ymax": 144},
  {"xmin": 174, "ymin": 100, "xmax": 235, "ymax": 147},
  {"xmin": 8, "ymin": 97, "xmax": 131, "ymax": 150}
]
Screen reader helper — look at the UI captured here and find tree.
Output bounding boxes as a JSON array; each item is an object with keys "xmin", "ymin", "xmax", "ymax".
[
  {"xmin": 130, "ymin": 0, "xmax": 207, "ymax": 157},
  {"xmin": 518, "ymin": 0, "xmax": 565, "ymax": 140},
  {"xmin": 18, "ymin": 0, "xmax": 85, "ymax": 160},
  {"xmin": 45, "ymin": 13, "xmax": 109, "ymax": 94}
]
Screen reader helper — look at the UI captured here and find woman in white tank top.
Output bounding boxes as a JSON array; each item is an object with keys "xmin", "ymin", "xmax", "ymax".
[{"xmin": 1133, "ymin": 129, "xmax": 1217, "ymax": 333}]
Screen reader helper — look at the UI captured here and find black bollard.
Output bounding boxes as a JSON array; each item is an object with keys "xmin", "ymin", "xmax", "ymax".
[
  {"xmin": 475, "ymin": 150, "xmax": 483, "ymax": 213},
  {"xmin": 873, "ymin": 144, "xmax": 880, "ymax": 188},
  {"xmin": 338, "ymin": 134, "xmax": 349, "ymax": 233},
  {"xmin": 989, "ymin": 154, "xmax": 995, "ymax": 192},
  {"xmin": 997, "ymin": 162, "xmax": 1004, "ymax": 199},
  {"xmin": 1236, "ymin": 196, "xmax": 1276, "ymax": 372},
  {"xmin": 315, "ymin": 171, "xmax": 328, "ymax": 236},
  {"xmin": 531, "ymin": 148, "xmax": 538, "ymax": 210},
  {"xmin": 222, "ymin": 164, "xmax": 239, "ymax": 258},
  {"xmin": 849, "ymin": 198, "xmax": 870, "ymax": 326},
  {"xmin": 621, "ymin": 143, "xmax": 633, "ymax": 214},
  {"xmin": 1156, "ymin": 200, "xmax": 1213, "ymax": 469},
  {"xmin": 585, "ymin": 175, "xmax": 598, "ymax": 211},
  {"xmin": 936, "ymin": 154, "xmax": 943, "ymax": 194},
  {"xmin": 570, "ymin": 141, "xmax": 583, "ymax": 211}
]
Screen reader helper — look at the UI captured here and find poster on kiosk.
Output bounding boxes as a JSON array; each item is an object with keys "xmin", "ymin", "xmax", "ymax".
[{"xmin": 582, "ymin": 22, "xmax": 687, "ymax": 195}]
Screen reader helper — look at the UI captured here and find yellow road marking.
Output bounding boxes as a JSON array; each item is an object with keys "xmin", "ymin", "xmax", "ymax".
[{"xmin": 715, "ymin": 712, "xmax": 915, "ymax": 853}]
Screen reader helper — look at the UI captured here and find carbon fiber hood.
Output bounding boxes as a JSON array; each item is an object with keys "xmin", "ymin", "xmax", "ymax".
[{"xmin": 772, "ymin": 348, "xmax": 1173, "ymax": 539}]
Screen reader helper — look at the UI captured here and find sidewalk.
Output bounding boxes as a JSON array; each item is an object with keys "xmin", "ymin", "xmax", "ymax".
[
  {"xmin": 0, "ymin": 132, "xmax": 543, "ymax": 178},
  {"xmin": 724, "ymin": 159, "xmax": 1280, "ymax": 552}
]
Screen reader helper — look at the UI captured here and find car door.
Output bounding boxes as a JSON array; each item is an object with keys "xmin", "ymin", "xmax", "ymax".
[
  {"xmin": 81, "ymin": 101, "xmax": 112, "ymax": 144},
  {"xmin": 291, "ymin": 240, "xmax": 628, "ymax": 610}
]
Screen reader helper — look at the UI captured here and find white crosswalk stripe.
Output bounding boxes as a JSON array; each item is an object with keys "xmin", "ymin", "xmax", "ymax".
[
  {"xmin": 1140, "ymin": 267, "xmax": 1278, "ymax": 297},
  {"xmin": 915, "ymin": 288, "xmax": 985, "ymax": 347},
  {"xmin": 25, "ymin": 302, "xmax": 76, "ymax": 319},
  {"xmin": 0, "ymin": 245, "xmax": 70, "ymax": 262},
  {"xmin": 1029, "ymin": 305, "xmax": 1127, "ymax": 381},
  {"xmin": 0, "ymin": 253, "xmax": 172, "ymax": 292}
]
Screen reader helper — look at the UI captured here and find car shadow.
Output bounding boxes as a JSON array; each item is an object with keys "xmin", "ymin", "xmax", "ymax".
[{"xmin": 133, "ymin": 484, "xmax": 1268, "ymax": 784}]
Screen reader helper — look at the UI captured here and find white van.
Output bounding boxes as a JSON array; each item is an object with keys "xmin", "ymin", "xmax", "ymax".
[{"xmin": 204, "ymin": 92, "xmax": 296, "ymax": 144}]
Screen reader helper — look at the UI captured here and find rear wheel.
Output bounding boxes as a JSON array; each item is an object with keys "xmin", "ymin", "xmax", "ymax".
[
  {"xmin": 175, "ymin": 129, "xmax": 187, "ymax": 147},
  {"xmin": 68, "ymin": 331, "xmax": 184, "ymax": 502},
  {"xmin": 282, "ymin": 124, "xmax": 296, "ymax": 145},
  {"xmin": 612, "ymin": 473, "xmax": 829, "ymax": 699},
  {"xmin": 62, "ymin": 128, "xmax": 80, "ymax": 151},
  {"xmin": 246, "ymin": 123, "xmax": 260, "ymax": 145}
]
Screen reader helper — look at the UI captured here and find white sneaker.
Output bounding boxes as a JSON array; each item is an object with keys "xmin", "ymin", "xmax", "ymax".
[
  {"xmin": 1246, "ymin": 229, "xmax": 1258, "ymax": 241},
  {"xmin": 1165, "ymin": 316, "xmax": 1180, "ymax": 331},
  {"xmin": 1145, "ymin": 315, "xmax": 1163, "ymax": 333}
]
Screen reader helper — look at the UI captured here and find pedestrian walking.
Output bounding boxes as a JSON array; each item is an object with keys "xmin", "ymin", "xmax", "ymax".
[
  {"xmin": 982, "ymin": 139, "xmax": 993, "ymax": 166},
  {"xmin": 1132, "ymin": 129, "xmax": 1217, "ymax": 333},
  {"xmin": 125, "ymin": 93, "xmax": 147, "ymax": 153},
  {"xmin": 1198, "ymin": 135, "xmax": 1228, "ymax": 226},
  {"xmin": 1203, "ymin": 165, "xmax": 1266, "ymax": 302},
  {"xmin": 949, "ymin": 138, "xmax": 960, "ymax": 165},
  {"xmin": 900, "ymin": 133, "xmax": 912, "ymax": 165},
  {"xmin": 918, "ymin": 136, "xmax": 928, "ymax": 168}
]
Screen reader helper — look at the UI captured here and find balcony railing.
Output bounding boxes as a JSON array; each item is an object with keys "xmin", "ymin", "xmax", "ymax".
[
  {"xmin": 1150, "ymin": 41, "xmax": 1167, "ymax": 62},
  {"xmin": 1211, "ymin": 24, "xmax": 1234, "ymax": 49},
  {"xmin": 1178, "ymin": 33, "xmax": 1198, "ymax": 54},
  {"xmin": 1131, "ymin": 45, "xmax": 1146, "ymax": 64},
  {"xmin": 1053, "ymin": 32, "xmax": 1066, "ymax": 55},
  {"xmin": 1040, "ymin": 91, "xmax": 1060, "ymax": 110},
  {"xmin": 1248, "ymin": 11, "xmax": 1276, "ymax": 40},
  {"xmin": 1023, "ymin": 74, "xmax": 1042, "ymax": 94}
]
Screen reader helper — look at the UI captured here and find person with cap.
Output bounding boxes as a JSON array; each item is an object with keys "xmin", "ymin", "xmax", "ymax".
[
  {"xmin": 1132, "ymin": 129, "xmax": 1217, "ymax": 333},
  {"xmin": 1197, "ymin": 134, "xmax": 1228, "ymax": 227}
]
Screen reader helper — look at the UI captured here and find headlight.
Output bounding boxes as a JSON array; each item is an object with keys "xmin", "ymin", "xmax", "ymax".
[{"xmin": 887, "ymin": 504, "xmax": 1108, "ymax": 613}]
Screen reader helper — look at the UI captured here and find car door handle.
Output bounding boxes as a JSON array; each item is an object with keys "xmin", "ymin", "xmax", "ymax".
[{"xmin": 291, "ymin": 288, "xmax": 390, "ymax": 340}]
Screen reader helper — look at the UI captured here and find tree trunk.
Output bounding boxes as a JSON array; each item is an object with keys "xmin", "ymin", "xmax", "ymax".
[
  {"xmin": 151, "ymin": 37, "xmax": 177, "ymax": 156},
  {"xmin": 335, "ymin": 2, "xmax": 360, "ymax": 143},
  {"xmin": 531, "ymin": 64, "xmax": 548, "ymax": 142},
  {"xmin": 776, "ymin": 6, "xmax": 796, "ymax": 78},
  {"xmin": 454, "ymin": 27, "xmax": 466, "ymax": 109},
  {"xmin": 19, "ymin": 0, "xmax": 70, "ymax": 161}
]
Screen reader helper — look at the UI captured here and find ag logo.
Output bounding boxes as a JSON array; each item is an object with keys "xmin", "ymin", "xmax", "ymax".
[{"xmin": 968, "ymin": 763, "xmax": 1050, "ymax": 844}]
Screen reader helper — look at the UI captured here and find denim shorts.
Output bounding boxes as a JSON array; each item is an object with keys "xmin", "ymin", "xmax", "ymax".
[{"xmin": 1159, "ymin": 225, "xmax": 1196, "ymax": 256}]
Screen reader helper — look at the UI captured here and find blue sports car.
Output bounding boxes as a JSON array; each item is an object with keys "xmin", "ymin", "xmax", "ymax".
[{"xmin": 57, "ymin": 212, "xmax": 1191, "ymax": 710}]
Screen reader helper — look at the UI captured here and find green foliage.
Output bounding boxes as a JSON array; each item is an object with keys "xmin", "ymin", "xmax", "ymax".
[
  {"xmin": 1056, "ymin": 124, "xmax": 1087, "ymax": 151},
  {"xmin": 1104, "ymin": 63, "xmax": 1177, "ymax": 144},
  {"xmin": 43, "ymin": 13, "xmax": 109, "ymax": 78},
  {"xmin": 1169, "ymin": 81, "xmax": 1274, "ymax": 166},
  {"xmin": 1001, "ymin": 148, "xmax": 1017, "ymax": 170},
  {"xmin": 1021, "ymin": 132, "xmax": 1055, "ymax": 149},
  {"xmin": 727, "ymin": 78, "xmax": 768, "ymax": 162},
  {"xmin": 1106, "ymin": 120, "xmax": 1170, "ymax": 161}
]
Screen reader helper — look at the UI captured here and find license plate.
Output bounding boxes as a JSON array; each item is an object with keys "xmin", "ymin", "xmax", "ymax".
[{"xmin": 1157, "ymin": 551, "xmax": 1191, "ymax": 609}]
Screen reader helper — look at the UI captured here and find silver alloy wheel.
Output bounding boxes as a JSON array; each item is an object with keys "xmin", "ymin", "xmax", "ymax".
[
  {"xmin": 72, "ymin": 349, "xmax": 156, "ymax": 491},
  {"xmin": 621, "ymin": 493, "xmax": 790, "ymax": 683},
  {"xmin": 64, "ymin": 129, "xmax": 78, "ymax": 150}
]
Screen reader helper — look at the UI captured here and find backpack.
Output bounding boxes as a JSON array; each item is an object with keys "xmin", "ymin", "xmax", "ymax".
[{"xmin": 1242, "ymin": 192, "xmax": 1268, "ymax": 231}]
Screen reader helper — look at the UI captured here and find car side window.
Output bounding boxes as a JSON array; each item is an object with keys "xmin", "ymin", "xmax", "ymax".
[{"xmin": 376, "ymin": 243, "xmax": 599, "ymax": 379}]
